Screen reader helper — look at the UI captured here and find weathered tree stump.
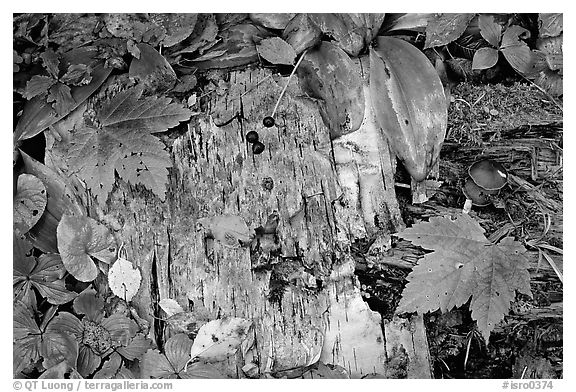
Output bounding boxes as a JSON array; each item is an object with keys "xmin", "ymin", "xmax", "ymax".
[{"xmin": 54, "ymin": 57, "xmax": 431, "ymax": 378}]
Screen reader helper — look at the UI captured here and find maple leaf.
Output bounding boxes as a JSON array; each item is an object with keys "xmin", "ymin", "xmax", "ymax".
[
  {"xmin": 67, "ymin": 87, "xmax": 192, "ymax": 203},
  {"xmin": 396, "ymin": 214, "xmax": 532, "ymax": 342}
]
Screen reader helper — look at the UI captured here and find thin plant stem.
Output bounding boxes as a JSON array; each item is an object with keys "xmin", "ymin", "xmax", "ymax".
[{"xmin": 271, "ymin": 49, "xmax": 309, "ymax": 118}]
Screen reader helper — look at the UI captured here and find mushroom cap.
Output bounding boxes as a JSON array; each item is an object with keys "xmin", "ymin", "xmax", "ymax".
[
  {"xmin": 468, "ymin": 159, "xmax": 508, "ymax": 191},
  {"xmin": 462, "ymin": 177, "xmax": 498, "ymax": 207}
]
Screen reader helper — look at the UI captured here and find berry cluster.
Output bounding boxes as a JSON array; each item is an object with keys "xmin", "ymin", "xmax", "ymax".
[
  {"xmin": 246, "ymin": 117, "xmax": 277, "ymax": 155},
  {"xmin": 246, "ymin": 130, "xmax": 265, "ymax": 154}
]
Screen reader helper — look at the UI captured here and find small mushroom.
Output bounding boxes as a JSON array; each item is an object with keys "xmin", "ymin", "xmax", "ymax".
[{"xmin": 462, "ymin": 159, "xmax": 508, "ymax": 214}]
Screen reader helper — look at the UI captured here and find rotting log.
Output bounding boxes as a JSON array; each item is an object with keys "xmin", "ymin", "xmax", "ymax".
[{"xmin": 45, "ymin": 57, "xmax": 432, "ymax": 378}]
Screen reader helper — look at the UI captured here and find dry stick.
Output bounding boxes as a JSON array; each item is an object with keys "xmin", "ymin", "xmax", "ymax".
[{"xmin": 270, "ymin": 49, "xmax": 309, "ymax": 118}]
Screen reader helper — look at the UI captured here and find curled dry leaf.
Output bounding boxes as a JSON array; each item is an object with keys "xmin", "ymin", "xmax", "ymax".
[
  {"xmin": 369, "ymin": 36, "xmax": 447, "ymax": 182},
  {"xmin": 108, "ymin": 257, "xmax": 142, "ymax": 302},
  {"xmin": 189, "ymin": 318, "xmax": 253, "ymax": 362},
  {"xmin": 297, "ymin": 41, "xmax": 365, "ymax": 139},
  {"xmin": 14, "ymin": 173, "xmax": 47, "ymax": 235}
]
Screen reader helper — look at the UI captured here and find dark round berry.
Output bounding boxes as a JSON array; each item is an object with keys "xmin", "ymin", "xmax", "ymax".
[
  {"xmin": 252, "ymin": 141, "xmax": 265, "ymax": 154},
  {"xmin": 263, "ymin": 116, "xmax": 275, "ymax": 128},
  {"xmin": 246, "ymin": 130, "xmax": 259, "ymax": 143}
]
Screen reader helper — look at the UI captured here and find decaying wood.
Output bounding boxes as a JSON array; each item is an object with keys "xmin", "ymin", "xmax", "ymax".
[{"xmin": 56, "ymin": 58, "xmax": 432, "ymax": 378}]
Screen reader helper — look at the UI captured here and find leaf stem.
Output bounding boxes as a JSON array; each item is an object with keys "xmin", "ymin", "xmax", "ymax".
[{"xmin": 271, "ymin": 49, "xmax": 308, "ymax": 118}]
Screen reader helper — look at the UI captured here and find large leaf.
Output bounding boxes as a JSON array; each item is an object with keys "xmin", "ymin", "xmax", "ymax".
[
  {"xmin": 14, "ymin": 47, "xmax": 112, "ymax": 142},
  {"xmin": 297, "ymin": 41, "xmax": 365, "ymax": 139},
  {"xmin": 14, "ymin": 173, "xmax": 47, "ymax": 235},
  {"xmin": 424, "ymin": 13, "xmax": 476, "ymax": 49},
  {"xmin": 396, "ymin": 214, "xmax": 532, "ymax": 342},
  {"xmin": 57, "ymin": 214, "xmax": 118, "ymax": 282},
  {"xmin": 370, "ymin": 36, "xmax": 447, "ymax": 182},
  {"xmin": 21, "ymin": 151, "xmax": 85, "ymax": 253},
  {"xmin": 67, "ymin": 87, "xmax": 191, "ymax": 203}
]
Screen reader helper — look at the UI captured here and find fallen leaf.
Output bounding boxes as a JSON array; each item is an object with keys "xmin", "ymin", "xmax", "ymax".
[
  {"xmin": 396, "ymin": 214, "xmax": 532, "ymax": 342},
  {"xmin": 60, "ymin": 64, "xmax": 92, "ymax": 86},
  {"xmin": 282, "ymin": 14, "xmax": 321, "ymax": 55},
  {"xmin": 149, "ymin": 13, "xmax": 198, "ymax": 47},
  {"xmin": 197, "ymin": 214, "xmax": 253, "ymax": 247},
  {"xmin": 159, "ymin": 298, "xmax": 185, "ymax": 317},
  {"xmin": 108, "ymin": 257, "xmax": 142, "ymax": 302},
  {"xmin": 129, "ymin": 43, "xmax": 177, "ymax": 94},
  {"xmin": 538, "ymin": 14, "xmax": 563, "ymax": 38},
  {"xmin": 249, "ymin": 13, "xmax": 295, "ymax": 30},
  {"xmin": 424, "ymin": 13, "xmax": 476, "ymax": 49},
  {"xmin": 14, "ymin": 173, "xmax": 47, "ymax": 235},
  {"xmin": 175, "ymin": 14, "xmax": 219, "ymax": 55},
  {"xmin": 47, "ymin": 83, "xmax": 75, "ymax": 117},
  {"xmin": 308, "ymin": 14, "xmax": 365, "ymax": 56},
  {"xmin": 189, "ymin": 317, "xmax": 252, "ymax": 362},
  {"xmin": 57, "ymin": 214, "xmax": 118, "ymax": 282},
  {"xmin": 22, "ymin": 75, "xmax": 56, "ymax": 100},
  {"xmin": 257, "ymin": 37, "xmax": 296, "ymax": 65}
]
